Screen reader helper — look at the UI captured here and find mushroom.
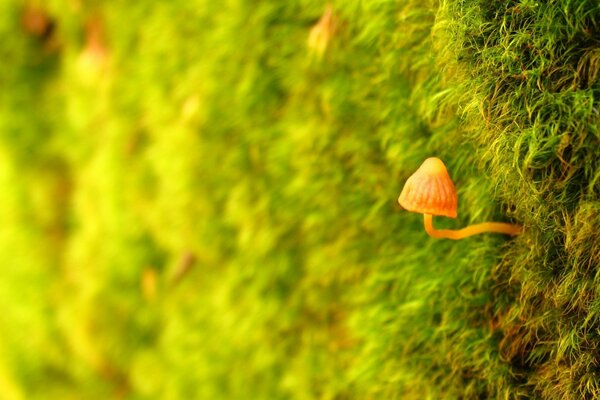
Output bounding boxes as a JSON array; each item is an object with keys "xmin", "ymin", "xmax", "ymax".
[
  {"xmin": 307, "ymin": 4, "xmax": 336, "ymax": 58},
  {"xmin": 398, "ymin": 157, "xmax": 522, "ymax": 239}
]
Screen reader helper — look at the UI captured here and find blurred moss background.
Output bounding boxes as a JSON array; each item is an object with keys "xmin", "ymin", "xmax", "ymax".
[{"xmin": 0, "ymin": 0, "xmax": 599, "ymax": 398}]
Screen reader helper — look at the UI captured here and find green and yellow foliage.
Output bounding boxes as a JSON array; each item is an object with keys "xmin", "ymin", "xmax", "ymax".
[{"xmin": 0, "ymin": 0, "xmax": 598, "ymax": 398}]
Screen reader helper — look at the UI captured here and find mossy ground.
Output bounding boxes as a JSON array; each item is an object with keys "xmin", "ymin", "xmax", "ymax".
[{"xmin": 0, "ymin": 0, "xmax": 599, "ymax": 399}]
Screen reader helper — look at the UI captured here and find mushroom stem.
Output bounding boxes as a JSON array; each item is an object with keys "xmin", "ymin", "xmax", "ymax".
[{"xmin": 423, "ymin": 214, "xmax": 522, "ymax": 240}]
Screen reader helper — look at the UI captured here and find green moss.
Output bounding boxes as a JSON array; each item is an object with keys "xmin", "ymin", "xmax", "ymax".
[{"xmin": 0, "ymin": 0, "xmax": 598, "ymax": 398}]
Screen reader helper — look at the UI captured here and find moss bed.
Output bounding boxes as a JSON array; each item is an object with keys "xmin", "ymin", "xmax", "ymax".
[{"xmin": 0, "ymin": 1, "xmax": 599, "ymax": 398}]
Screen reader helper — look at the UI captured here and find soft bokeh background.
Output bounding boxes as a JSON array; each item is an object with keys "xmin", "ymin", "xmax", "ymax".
[{"xmin": 0, "ymin": 1, "xmax": 599, "ymax": 399}]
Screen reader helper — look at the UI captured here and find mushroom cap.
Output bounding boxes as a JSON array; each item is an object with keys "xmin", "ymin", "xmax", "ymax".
[{"xmin": 398, "ymin": 157, "xmax": 458, "ymax": 218}]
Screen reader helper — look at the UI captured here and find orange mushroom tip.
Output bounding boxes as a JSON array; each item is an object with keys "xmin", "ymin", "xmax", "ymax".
[{"xmin": 398, "ymin": 157, "xmax": 457, "ymax": 218}]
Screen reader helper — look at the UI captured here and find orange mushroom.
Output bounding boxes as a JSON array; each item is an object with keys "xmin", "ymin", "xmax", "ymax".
[
  {"xmin": 307, "ymin": 4, "xmax": 336, "ymax": 58},
  {"xmin": 398, "ymin": 157, "xmax": 522, "ymax": 239}
]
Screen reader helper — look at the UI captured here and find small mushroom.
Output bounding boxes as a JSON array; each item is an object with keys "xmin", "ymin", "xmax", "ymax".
[
  {"xmin": 22, "ymin": 5, "xmax": 54, "ymax": 39},
  {"xmin": 77, "ymin": 16, "xmax": 109, "ymax": 80},
  {"xmin": 398, "ymin": 157, "xmax": 522, "ymax": 239},
  {"xmin": 307, "ymin": 4, "xmax": 336, "ymax": 58}
]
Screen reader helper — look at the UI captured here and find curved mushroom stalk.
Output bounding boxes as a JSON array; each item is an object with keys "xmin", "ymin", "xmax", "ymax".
[{"xmin": 423, "ymin": 214, "xmax": 522, "ymax": 240}]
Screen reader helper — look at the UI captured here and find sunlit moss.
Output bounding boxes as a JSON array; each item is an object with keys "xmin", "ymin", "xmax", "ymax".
[{"xmin": 0, "ymin": 0, "xmax": 598, "ymax": 398}]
